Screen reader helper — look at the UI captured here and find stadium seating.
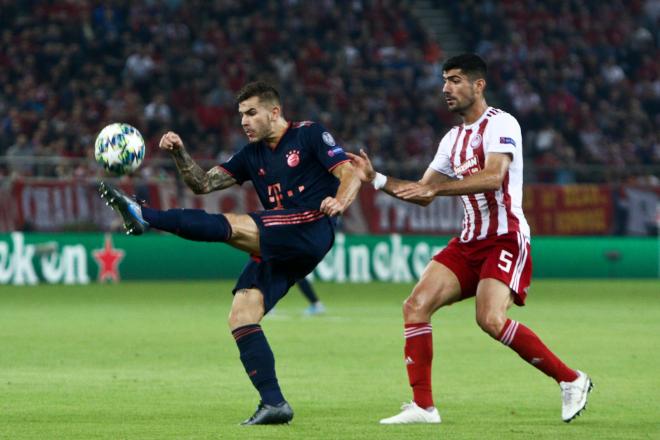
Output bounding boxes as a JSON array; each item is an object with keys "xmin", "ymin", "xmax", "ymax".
[
  {"xmin": 445, "ymin": 0, "xmax": 659, "ymax": 183},
  {"xmin": 0, "ymin": 0, "xmax": 657, "ymax": 183}
]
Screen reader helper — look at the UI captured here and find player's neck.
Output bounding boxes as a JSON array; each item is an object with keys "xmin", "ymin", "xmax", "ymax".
[
  {"xmin": 264, "ymin": 119, "xmax": 290, "ymax": 149},
  {"xmin": 461, "ymin": 100, "xmax": 489, "ymax": 126}
]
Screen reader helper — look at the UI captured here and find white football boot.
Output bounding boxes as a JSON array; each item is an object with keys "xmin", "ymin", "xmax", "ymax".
[
  {"xmin": 560, "ymin": 370, "xmax": 593, "ymax": 422},
  {"xmin": 379, "ymin": 401, "xmax": 441, "ymax": 424}
]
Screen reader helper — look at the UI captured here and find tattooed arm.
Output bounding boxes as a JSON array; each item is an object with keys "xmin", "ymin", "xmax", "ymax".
[
  {"xmin": 171, "ymin": 149, "xmax": 236, "ymax": 194},
  {"xmin": 159, "ymin": 131, "xmax": 236, "ymax": 194}
]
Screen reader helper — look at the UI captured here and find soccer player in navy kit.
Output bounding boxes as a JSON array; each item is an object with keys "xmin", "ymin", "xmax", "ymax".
[{"xmin": 99, "ymin": 81, "xmax": 361, "ymax": 425}]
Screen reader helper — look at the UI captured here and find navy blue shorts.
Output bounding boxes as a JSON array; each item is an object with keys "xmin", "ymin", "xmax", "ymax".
[{"xmin": 233, "ymin": 208, "xmax": 335, "ymax": 312}]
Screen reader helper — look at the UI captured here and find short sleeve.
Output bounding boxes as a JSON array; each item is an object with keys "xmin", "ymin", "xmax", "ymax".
[
  {"xmin": 220, "ymin": 145, "xmax": 251, "ymax": 184},
  {"xmin": 305, "ymin": 123, "xmax": 350, "ymax": 171},
  {"xmin": 429, "ymin": 129, "xmax": 456, "ymax": 177},
  {"xmin": 484, "ymin": 113, "xmax": 522, "ymax": 157}
]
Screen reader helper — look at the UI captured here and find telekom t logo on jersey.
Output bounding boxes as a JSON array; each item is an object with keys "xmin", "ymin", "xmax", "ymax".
[{"xmin": 267, "ymin": 183, "xmax": 284, "ymax": 208}]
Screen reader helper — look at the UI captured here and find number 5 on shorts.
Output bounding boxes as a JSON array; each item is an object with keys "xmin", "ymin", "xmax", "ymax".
[{"xmin": 498, "ymin": 250, "xmax": 514, "ymax": 273}]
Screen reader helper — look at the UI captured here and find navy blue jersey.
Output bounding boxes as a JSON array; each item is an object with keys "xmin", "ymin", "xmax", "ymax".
[{"xmin": 220, "ymin": 121, "xmax": 350, "ymax": 210}]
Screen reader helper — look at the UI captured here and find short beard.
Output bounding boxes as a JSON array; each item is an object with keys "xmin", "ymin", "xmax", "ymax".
[{"xmin": 450, "ymin": 96, "xmax": 475, "ymax": 115}]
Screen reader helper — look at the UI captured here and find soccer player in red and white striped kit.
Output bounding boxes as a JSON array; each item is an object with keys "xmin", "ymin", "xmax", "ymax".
[{"xmin": 348, "ymin": 53, "xmax": 592, "ymax": 424}]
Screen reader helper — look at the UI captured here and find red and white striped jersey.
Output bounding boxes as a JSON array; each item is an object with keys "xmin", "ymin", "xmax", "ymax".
[{"xmin": 429, "ymin": 107, "xmax": 530, "ymax": 242}]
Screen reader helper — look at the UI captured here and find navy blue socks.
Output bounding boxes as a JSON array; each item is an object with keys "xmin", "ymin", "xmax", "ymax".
[
  {"xmin": 297, "ymin": 278, "xmax": 319, "ymax": 303},
  {"xmin": 141, "ymin": 207, "xmax": 232, "ymax": 242},
  {"xmin": 232, "ymin": 324, "xmax": 285, "ymax": 405}
]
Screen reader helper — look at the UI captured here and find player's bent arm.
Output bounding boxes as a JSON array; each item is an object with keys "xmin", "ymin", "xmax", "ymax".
[
  {"xmin": 171, "ymin": 148, "xmax": 237, "ymax": 194},
  {"xmin": 204, "ymin": 166, "xmax": 238, "ymax": 193},
  {"xmin": 431, "ymin": 152, "xmax": 511, "ymax": 196},
  {"xmin": 329, "ymin": 161, "xmax": 362, "ymax": 212},
  {"xmin": 382, "ymin": 168, "xmax": 452, "ymax": 206},
  {"xmin": 346, "ymin": 148, "xmax": 449, "ymax": 206}
]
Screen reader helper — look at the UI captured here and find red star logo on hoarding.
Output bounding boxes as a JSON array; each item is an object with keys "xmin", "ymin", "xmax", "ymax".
[{"xmin": 93, "ymin": 234, "xmax": 125, "ymax": 282}]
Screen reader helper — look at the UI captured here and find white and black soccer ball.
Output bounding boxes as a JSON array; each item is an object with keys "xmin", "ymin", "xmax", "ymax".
[{"xmin": 94, "ymin": 123, "xmax": 145, "ymax": 175}]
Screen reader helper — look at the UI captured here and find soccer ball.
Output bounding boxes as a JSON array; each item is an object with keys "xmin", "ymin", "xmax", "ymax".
[{"xmin": 94, "ymin": 123, "xmax": 145, "ymax": 175}]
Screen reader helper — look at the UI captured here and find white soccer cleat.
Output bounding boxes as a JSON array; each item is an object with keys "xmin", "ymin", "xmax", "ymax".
[
  {"xmin": 379, "ymin": 401, "xmax": 441, "ymax": 424},
  {"xmin": 560, "ymin": 370, "xmax": 593, "ymax": 422}
]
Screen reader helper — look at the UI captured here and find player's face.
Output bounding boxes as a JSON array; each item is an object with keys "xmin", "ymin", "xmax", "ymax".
[
  {"xmin": 238, "ymin": 96, "xmax": 278, "ymax": 142},
  {"xmin": 442, "ymin": 69, "xmax": 482, "ymax": 113}
]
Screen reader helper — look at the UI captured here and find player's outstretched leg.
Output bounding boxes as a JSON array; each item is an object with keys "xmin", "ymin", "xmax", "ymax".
[
  {"xmin": 139, "ymin": 206, "xmax": 232, "ymax": 242},
  {"xmin": 476, "ymin": 279, "xmax": 593, "ymax": 422},
  {"xmin": 99, "ymin": 181, "xmax": 233, "ymax": 242},
  {"xmin": 98, "ymin": 182, "xmax": 149, "ymax": 235},
  {"xmin": 497, "ymin": 319, "xmax": 593, "ymax": 422}
]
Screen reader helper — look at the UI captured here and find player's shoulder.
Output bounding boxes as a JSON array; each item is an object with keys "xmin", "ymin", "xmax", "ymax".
[
  {"xmin": 291, "ymin": 120, "xmax": 316, "ymax": 128},
  {"xmin": 291, "ymin": 120, "xmax": 338, "ymax": 145},
  {"xmin": 239, "ymin": 140, "xmax": 259, "ymax": 153},
  {"xmin": 440, "ymin": 125, "xmax": 462, "ymax": 142},
  {"xmin": 486, "ymin": 107, "xmax": 521, "ymax": 128},
  {"xmin": 291, "ymin": 120, "xmax": 319, "ymax": 131},
  {"xmin": 441, "ymin": 124, "xmax": 462, "ymax": 137},
  {"xmin": 291, "ymin": 120, "xmax": 321, "ymax": 139}
]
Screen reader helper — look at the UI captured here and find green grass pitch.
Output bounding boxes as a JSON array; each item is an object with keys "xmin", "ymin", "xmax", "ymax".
[{"xmin": 1, "ymin": 279, "xmax": 658, "ymax": 439}]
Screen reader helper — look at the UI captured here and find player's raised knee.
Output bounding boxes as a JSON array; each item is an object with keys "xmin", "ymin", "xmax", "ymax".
[
  {"xmin": 402, "ymin": 293, "xmax": 433, "ymax": 322},
  {"xmin": 228, "ymin": 308, "xmax": 258, "ymax": 329},
  {"xmin": 228, "ymin": 300, "xmax": 264, "ymax": 329},
  {"xmin": 475, "ymin": 311, "xmax": 507, "ymax": 338}
]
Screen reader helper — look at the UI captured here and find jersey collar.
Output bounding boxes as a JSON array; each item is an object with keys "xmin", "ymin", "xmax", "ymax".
[
  {"xmin": 265, "ymin": 121, "xmax": 292, "ymax": 151},
  {"xmin": 462, "ymin": 106, "xmax": 492, "ymax": 130}
]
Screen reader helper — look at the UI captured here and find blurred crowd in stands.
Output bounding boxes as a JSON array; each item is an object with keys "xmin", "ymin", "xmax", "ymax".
[
  {"xmin": 448, "ymin": 0, "xmax": 659, "ymax": 183},
  {"xmin": 0, "ymin": 0, "xmax": 658, "ymax": 184}
]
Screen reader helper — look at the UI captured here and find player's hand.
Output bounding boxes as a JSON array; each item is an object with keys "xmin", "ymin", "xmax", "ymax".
[
  {"xmin": 346, "ymin": 149, "xmax": 376, "ymax": 183},
  {"xmin": 320, "ymin": 196, "xmax": 346, "ymax": 216},
  {"xmin": 394, "ymin": 182, "xmax": 437, "ymax": 203},
  {"xmin": 159, "ymin": 131, "xmax": 184, "ymax": 152}
]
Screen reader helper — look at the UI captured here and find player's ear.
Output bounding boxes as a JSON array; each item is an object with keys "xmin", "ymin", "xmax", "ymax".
[
  {"xmin": 271, "ymin": 104, "xmax": 281, "ymax": 121},
  {"xmin": 474, "ymin": 78, "xmax": 486, "ymax": 95}
]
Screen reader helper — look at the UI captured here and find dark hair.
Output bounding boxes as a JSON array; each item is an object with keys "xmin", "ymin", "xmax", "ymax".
[
  {"xmin": 443, "ymin": 53, "xmax": 487, "ymax": 80},
  {"xmin": 235, "ymin": 81, "xmax": 281, "ymax": 105}
]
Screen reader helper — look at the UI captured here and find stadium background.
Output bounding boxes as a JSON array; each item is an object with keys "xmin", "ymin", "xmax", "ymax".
[
  {"xmin": 0, "ymin": 1, "xmax": 658, "ymax": 439},
  {"xmin": 0, "ymin": 0, "xmax": 657, "ymax": 282}
]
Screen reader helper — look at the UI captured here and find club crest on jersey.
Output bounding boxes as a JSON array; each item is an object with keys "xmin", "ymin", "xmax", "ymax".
[
  {"xmin": 322, "ymin": 131, "xmax": 336, "ymax": 146},
  {"xmin": 453, "ymin": 156, "xmax": 480, "ymax": 176},
  {"xmin": 470, "ymin": 133, "xmax": 482, "ymax": 148},
  {"xmin": 286, "ymin": 150, "xmax": 300, "ymax": 167}
]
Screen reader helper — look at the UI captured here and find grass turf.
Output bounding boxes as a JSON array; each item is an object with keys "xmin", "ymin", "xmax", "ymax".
[{"xmin": 0, "ymin": 279, "xmax": 658, "ymax": 439}]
